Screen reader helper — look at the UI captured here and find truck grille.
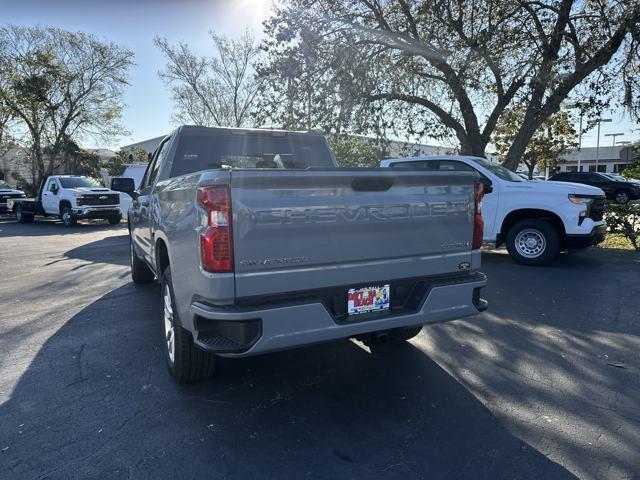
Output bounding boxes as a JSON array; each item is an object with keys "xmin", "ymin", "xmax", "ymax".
[
  {"xmin": 589, "ymin": 198, "xmax": 605, "ymax": 222},
  {"xmin": 77, "ymin": 194, "xmax": 119, "ymax": 206}
]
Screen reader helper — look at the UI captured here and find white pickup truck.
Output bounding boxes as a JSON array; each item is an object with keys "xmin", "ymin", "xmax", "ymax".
[
  {"xmin": 9, "ymin": 175, "xmax": 122, "ymax": 226},
  {"xmin": 381, "ymin": 156, "xmax": 607, "ymax": 265}
]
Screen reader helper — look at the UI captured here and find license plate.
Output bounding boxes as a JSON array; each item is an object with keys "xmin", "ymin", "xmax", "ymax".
[{"xmin": 347, "ymin": 285, "xmax": 390, "ymax": 315}]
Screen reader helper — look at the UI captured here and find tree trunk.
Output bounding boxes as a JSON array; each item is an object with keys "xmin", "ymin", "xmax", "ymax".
[
  {"xmin": 458, "ymin": 131, "xmax": 487, "ymax": 157},
  {"xmin": 504, "ymin": 123, "xmax": 539, "ymax": 171},
  {"xmin": 528, "ymin": 163, "xmax": 535, "ymax": 179}
]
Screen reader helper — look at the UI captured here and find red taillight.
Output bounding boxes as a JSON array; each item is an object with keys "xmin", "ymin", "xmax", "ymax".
[
  {"xmin": 473, "ymin": 181, "xmax": 484, "ymax": 250},
  {"xmin": 197, "ymin": 185, "xmax": 233, "ymax": 272}
]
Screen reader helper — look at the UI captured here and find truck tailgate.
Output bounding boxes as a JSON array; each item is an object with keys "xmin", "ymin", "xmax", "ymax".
[{"xmin": 230, "ymin": 169, "xmax": 477, "ymax": 298}]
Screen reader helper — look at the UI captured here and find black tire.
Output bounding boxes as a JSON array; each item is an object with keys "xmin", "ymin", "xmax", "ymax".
[
  {"xmin": 614, "ymin": 190, "xmax": 630, "ymax": 204},
  {"xmin": 161, "ymin": 266, "xmax": 216, "ymax": 384},
  {"xmin": 108, "ymin": 215, "xmax": 121, "ymax": 225},
  {"xmin": 60, "ymin": 205, "xmax": 77, "ymax": 227},
  {"xmin": 15, "ymin": 205, "xmax": 34, "ymax": 223},
  {"xmin": 130, "ymin": 236, "xmax": 155, "ymax": 284},
  {"xmin": 506, "ymin": 219, "xmax": 560, "ymax": 265}
]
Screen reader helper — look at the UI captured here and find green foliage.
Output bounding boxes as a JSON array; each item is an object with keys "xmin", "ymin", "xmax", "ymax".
[
  {"xmin": 605, "ymin": 203, "xmax": 640, "ymax": 251},
  {"xmin": 622, "ymin": 143, "xmax": 640, "ymax": 180},
  {"xmin": 493, "ymin": 108, "xmax": 577, "ymax": 177},
  {"xmin": 328, "ymin": 136, "xmax": 388, "ymax": 168},
  {"xmin": 260, "ymin": 1, "xmax": 640, "ymax": 169},
  {"xmin": 106, "ymin": 148, "xmax": 149, "ymax": 176}
]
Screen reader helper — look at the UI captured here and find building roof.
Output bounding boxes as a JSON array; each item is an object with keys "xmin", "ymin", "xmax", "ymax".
[{"xmin": 120, "ymin": 135, "xmax": 167, "ymax": 154}]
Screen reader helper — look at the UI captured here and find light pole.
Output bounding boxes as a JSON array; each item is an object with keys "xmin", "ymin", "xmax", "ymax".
[
  {"xmin": 595, "ymin": 118, "xmax": 612, "ymax": 171},
  {"xmin": 604, "ymin": 133, "xmax": 624, "ymax": 146},
  {"xmin": 568, "ymin": 101, "xmax": 588, "ymax": 171}
]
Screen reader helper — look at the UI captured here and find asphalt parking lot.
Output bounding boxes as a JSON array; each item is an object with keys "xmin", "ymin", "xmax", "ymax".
[{"xmin": 0, "ymin": 217, "xmax": 639, "ymax": 480}]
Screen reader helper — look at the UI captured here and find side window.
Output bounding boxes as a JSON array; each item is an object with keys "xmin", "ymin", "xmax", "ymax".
[
  {"xmin": 390, "ymin": 161, "xmax": 434, "ymax": 170},
  {"xmin": 391, "ymin": 160, "xmax": 474, "ymax": 171},
  {"xmin": 437, "ymin": 160, "xmax": 475, "ymax": 171},
  {"xmin": 47, "ymin": 179, "xmax": 58, "ymax": 192},
  {"xmin": 140, "ymin": 140, "xmax": 170, "ymax": 190},
  {"xmin": 587, "ymin": 174, "xmax": 602, "ymax": 182}
]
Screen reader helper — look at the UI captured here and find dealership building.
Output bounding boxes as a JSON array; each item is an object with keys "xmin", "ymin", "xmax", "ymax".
[{"xmin": 556, "ymin": 145, "xmax": 636, "ymax": 173}]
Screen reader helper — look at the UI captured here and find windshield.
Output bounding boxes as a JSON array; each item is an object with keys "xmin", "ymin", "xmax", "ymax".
[
  {"xmin": 0, "ymin": 181, "xmax": 10, "ymax": 189},
  {"xmin": 471, "ymin": 158, "xmax": 524, "ymax": 182},
  {"xmin": 58, "ymin": 177, "xmax": 102, "ymax": 188}
]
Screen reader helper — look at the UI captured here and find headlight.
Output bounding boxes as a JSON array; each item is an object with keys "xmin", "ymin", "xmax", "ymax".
[{"xmin": 568, "ymin": 194, "xmax": 593, "ymax": 205}]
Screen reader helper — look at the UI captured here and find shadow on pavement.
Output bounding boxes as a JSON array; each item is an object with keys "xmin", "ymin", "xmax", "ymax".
[
  {"xmin": 0, "ymin": 214, "xmax": 125, "ymax": 238},
  {"xmin": 0, "ymin": 282, "xmax": 575, "ymax": 479},
  {"xmin": 424, "ymin": 248, "xmax": 640, "ymax": 479}
]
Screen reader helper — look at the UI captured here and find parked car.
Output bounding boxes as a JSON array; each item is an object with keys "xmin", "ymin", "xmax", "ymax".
[
  {"xmin": 8, "ymin": 175, "xmax": 122, "ymax": 226},
  {"xmin": 381, "ymin": 156, "xmax": 607, "ymax": 265},
  {"xmin": 548, "ymin": 172, "xmax": 640, "ymax": 204},
  {"xmin": 112, "ymin": 126, "xmax": 488, "ymax": 384},
  {"xmin": 0, "ymin": 180, "xmax": 26, "ymax": 213}
]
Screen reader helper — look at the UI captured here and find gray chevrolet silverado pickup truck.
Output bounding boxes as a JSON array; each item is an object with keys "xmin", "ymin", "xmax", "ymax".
[{"xmin": 113, "ymin": 126, "xmax": 487, "ymax": 383}]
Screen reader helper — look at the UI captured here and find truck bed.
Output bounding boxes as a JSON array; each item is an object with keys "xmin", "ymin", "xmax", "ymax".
[{"xmin": 6, "ymin": 197, "xmax": 40, "ymax": 213}]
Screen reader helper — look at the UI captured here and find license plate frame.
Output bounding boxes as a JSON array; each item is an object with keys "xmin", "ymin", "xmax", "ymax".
[{"xmin": 347, "ymin": 284, "xmax": 390, "ymax": 316}]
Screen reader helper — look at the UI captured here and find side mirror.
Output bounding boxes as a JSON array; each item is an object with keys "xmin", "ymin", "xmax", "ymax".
[
  {"xmin": 480, "ymin": 178, "xmax": 493, "ymax": 194},
  {"xmin": 111, "ymin": 177, "xmax": 137, "ymax": 199}
]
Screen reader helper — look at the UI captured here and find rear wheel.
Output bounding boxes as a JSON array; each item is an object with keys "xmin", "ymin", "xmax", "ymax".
[
  {"xmin": 506, "ymin": 219, "xmax": 560, "ymax": 265},
  {"xmin": 60, "ymin": 205, "xmax": 77, "ymax": 227},
  {"xmin": 16, "ymin": 205, "xmax": 34, "ymax": 223},
  {"xmin": 614, "ymin": 190, "xmax": 630, "ymax": 204},
  {"xmin": 130, "ymin": 237, "xmax": 155, "ymax": 284},
  {"xmin": 162, "ymin": 266, "xmax": 216, "ymax": 383}
]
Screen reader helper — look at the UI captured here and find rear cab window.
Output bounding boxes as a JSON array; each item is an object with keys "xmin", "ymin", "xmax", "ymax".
[{"xmin": 168, "ymin": 131, "xmax": 336, "ymax": 178}]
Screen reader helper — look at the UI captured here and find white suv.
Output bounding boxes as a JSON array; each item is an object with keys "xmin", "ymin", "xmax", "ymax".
[{"xmin": 381, "ymin": 156, "xmax": 607, "ymax": 265}]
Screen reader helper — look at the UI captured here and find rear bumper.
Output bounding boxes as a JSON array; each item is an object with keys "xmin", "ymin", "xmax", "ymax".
[
  {"xmin": 71, "ymin": 207, "xmax": 121, "ymax": 219},
  {"xmin": 566, "ymin": 224, "xmax": 607, "ymax": 249},
  {"xmin": 189, "ymin": 271, "xmax": 487, "ymax": 357}
]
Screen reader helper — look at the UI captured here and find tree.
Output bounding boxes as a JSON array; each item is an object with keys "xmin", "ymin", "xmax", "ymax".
[
  {"xmin": 105, "ymin": 147, "xmax": 149, "ymax": 176},
  {"xmin": 622, "ymin": 142, "xmax": 640, "ymax": 179},
  {"xmin": 329, "ymin": 136, "xmax": 389, "ymax": 167},
  {"xmin": 264, "ymin": 1, "xmax": 640, "ymax": 169},
  {"xmin": 0, "ymin": 25, "xmax": 134, "ymax": 188},
  {"xmin": 493, "ymin": 109, "xmax": 576, "ymax": 178},
  {"xmin": 155, "ymin": 31, "xmax": 263, "ymax": 128}
]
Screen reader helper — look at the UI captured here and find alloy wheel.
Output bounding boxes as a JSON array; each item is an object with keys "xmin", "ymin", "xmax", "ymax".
[
  {"xmin": 615, "ymin": 192, "xmax": 629, "ymax": 204},
  {"xmin": 163, "ymin": 284, "xmax": 175, "ymax": 364}
]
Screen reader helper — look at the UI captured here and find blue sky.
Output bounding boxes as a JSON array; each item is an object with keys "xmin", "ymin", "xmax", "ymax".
[
  {"xmin": 2, "ymin": 0, "xmax": 271, "ymax": 150},
  {"xmin": 3, "ymin": 0, "xmax": 638, "ymax": 150}
]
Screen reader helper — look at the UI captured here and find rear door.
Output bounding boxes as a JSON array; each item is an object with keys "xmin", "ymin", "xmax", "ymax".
[
  {"xmin": 131, "ymin": 138, "xmax": 170, "ymax": 263},
  {"xmin": 230, "ymin": 169, "xmax": 477, "ymax": 298}
]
